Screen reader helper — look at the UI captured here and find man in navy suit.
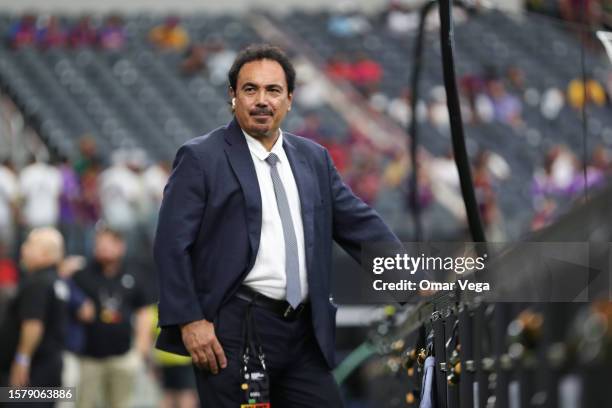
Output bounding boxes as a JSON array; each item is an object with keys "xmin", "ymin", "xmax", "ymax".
[{"xmin": 154, "ymin": 44, "xmax": 400, "ymax": 407}]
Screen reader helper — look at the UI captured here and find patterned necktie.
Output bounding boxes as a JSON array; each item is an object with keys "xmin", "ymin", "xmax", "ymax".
[{"xmin": 265, "ymin": 153, "xmax": 301, "ymax": 308}]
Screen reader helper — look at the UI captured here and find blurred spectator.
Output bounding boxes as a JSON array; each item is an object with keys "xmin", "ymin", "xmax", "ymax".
[
  {"xmin": 74, "ymin": 136, "xmax": 100, "ymax": 177},
  {"xmin": 590, "ymin": 144, "xmax": 612, "ymax": 175},
  {"xmin": 559, "ymin": 0, "xmax": 602, "ymax": 27},
  {"xmin": 179, "ymin": 38, "xmax": 239, "ymax": 82},
  {"xmin": 293, "ymin": 57, "xmax": 329, "ymax": 109},
  {"xmin": 348, "ymin": 157, "xmax": 381, "ymax": 205},
  {"xmin": 531, "ymin": 198, "xmax": 557, "ymax": 231},
  {"xmin": 7, "ymin": 14, "xmax": 37, "ymax": 49},
  {"xmin": 326, "ymin": 53, "xmax": 354, "ymax": 82},
  {"xmin": 606, "ymin": 72, "xmax": 612, "ymax": 102},
  {"xmin": 152, "ymin": 306, "xmax": 198, "ymax": 408},
  {"xmin": 73, "ymin": 226, "xmax": 154, "ymax": 408},
  {"xmin": 429, "ymin": 149, "xmax": 460, "ymax": 190},
  {"xmin": 67, "ymin": 16, "xmax": 97, "ymax": 48},
  {"xmin": 387, "ymin": 88, "xmax": 427, "ymax": 127},
  {"xmin": 98, "ymin": 150, "xmax": 145, "ymax": 233},
  {"xmin": 149, "ymin": 16, "xmax": 189, "ymax": 52},
  {"xmin": 567, "ymin": 76, "xmax": 607, "ymax": 109},
  {"xmin": 19, "ymin": 158, "xmax": 63, "ymax": 230},
  {"xmin": 460, "ymin": 72, "xmax": 487, "ymax": 124},
  {"xmin": 566, "ymin": 145, "xmax": 611, "ymax": 196},
  {"xmin": 428, "ymin": 86, "xmax": 450, "ymax": 130},
  {"xmin": 383, "ymin": 150, "xmax": 409, "ymax": 189},
  {"xmin": 76, "ymin": 158, "xmax": 102, "ymax": 256},
  {"xmin": 487, "ymin": 80, "xmax": 523, "ymax": 127},
  {"xmin": 474, "ymin": 92, "xmax": 495, "ymax": 124},
  {"xmin": 98, "ymin": 15, "xmax": 126, "ymax": 51},
  {"xmin": 0, "ymin": 161, "xmax": 18, "ymax": 253},
  {"xmin": 327, "ymin": 50, "xmax": 387, "ymax": 96},
  {"xmin": 403, "ymin": 150, "xmax": 435, "ymax": 212},
  {"xmin": 142, "ymin": 160, "xmax": 170, "ymax": 240},
  {"xmin": 540, "ymin": 87, "xmax": 565, "ymax": 120},
  {"xmin": 180, "ymin": 43, "xmax": 208, "ymax": 76},
  {"xmin": 206, "ymin": 40, "xmax": 237, "ymax": 85},
  {"xmin": 506, "ymin": 65, "xmax": 526, "ymax": 93},
  {"xmin": 322, "ymin": 140, "xmax": 350, "ymax": 174},
  {"xmin": 58, "ymin": 157, "xmax": 81, "ymax": 255},
  {"xmin": 351, "ymin": 52, "xmax": 383, "ymax": 95},
  {"xmin": 384, "ymin": 0, "xmax": 419, "ymax": 34},
  {"xmin": 36, "ymin": 16, "xmax": 67, "ymax": 49},
  {"xmin": 327, "ymin": 11, "xmax": 371, "ymax": 37},
  {"xmin": 0, "ymin": 228, "xmax": 68, "ymax": 390},
  {"xmin": 532, "ymin": 144, "xmax": 579, "ymax": 204},
  {"xmin": 296, "ymin": 112, "xmax": 326, "ymax": 143},
  {"xmin": 0, "ymin": 240, "xmax": 18, "ymax": 327},
  {"xmin": 485, "ymin": 150, "xmax": 511, "ymax": 181},
  {"xmin": 473, "ymin": 150, "xmax": 506, "ymax": 240},
  {"xmin": 56, "ymin": 255, "xmax": 94, "ymax": 401}
]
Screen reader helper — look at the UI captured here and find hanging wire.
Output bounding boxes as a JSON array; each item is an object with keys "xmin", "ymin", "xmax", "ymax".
[
  {"xmin": 408, "ymin": 0, "xmax": 437, "ymax": 242},
  {"xmin": 438, "ymin": 0, "xmax": 487, "ymax": 244},
  {"xmin": 579, "ymin": 1, "xmax": 590, "ymax": 203}
]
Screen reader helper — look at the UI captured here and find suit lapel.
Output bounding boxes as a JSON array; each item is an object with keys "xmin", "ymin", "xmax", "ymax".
[
  {"xmin": 283, "ymin": 135, "xmax": 316, "ymax": 280},
  {"xmin": 223, "ymin": 118, "xmax": 316, "ymax": 280},
  {"xmin": 223, "ymin": 118, "xmax": 262, "ymax": 270}
]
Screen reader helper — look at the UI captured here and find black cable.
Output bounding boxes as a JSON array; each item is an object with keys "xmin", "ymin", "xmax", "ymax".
[
  {"xmin": 579, "ymin": 1, "xmax": 589, "ymax": 203},
  {"xmin": 409, "ymin": 0, "xmax": 437, "ymax": 242},
  {"xmin": 438, "ymin": 0, "xmax": 487, "ymax": 244}
]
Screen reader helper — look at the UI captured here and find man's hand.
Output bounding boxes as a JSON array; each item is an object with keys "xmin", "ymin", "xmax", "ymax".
[
  {"xmin": 9, "ymin": 360, "xmax": 29, "ymax": 387},
  {"xmin": 58, "ymin": 255, "xmax": 86, "ymax": 279},
  {"xmin": 180, "ymin": 319, "xmax": 227, "ymax": 374}
]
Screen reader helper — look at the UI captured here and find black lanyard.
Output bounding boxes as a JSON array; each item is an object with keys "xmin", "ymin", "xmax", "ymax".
[{"xmin": 239, "ymin": 299, "xmax": 271, "ymax": 408}]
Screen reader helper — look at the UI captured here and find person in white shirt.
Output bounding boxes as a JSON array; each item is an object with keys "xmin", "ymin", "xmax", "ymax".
[
  {"xmin": 18, "ymin": 159, "xmax": 62, "ymax": 230},
  {"xmin": 0, "ymin": 162, "xmax": 19, "ymax": 250},
  {"xmin": 155, "ymin": 44, "xmax": 400, "ymax": 408},
  {"xmin": 97, "ymin": 150, "xmax": 146, "ymax": 233},
  {"xmin": 141, "ymin": 161, "xmax": 170, "ymax": 240}
]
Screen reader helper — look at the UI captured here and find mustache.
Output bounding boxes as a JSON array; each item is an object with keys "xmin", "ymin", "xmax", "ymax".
[{"xmin": 250, "ymin": 108, "xmax": 273, "ymax": 116}]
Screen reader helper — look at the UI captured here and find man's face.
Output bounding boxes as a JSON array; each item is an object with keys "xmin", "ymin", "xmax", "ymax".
[
  {"xmin": 21, "ymin": 235, "xmax": 45, "ymax": 271},
  {"xmin": 231, "ymin": 59, "xmax": 292, "ymax": 140},
  {"xmin": 20, "ymin": 230, "xmax": 61, "ymax": 272},
  {"xmin": 94, "ymin": 232, "xmax": 125, "ymax": 265}
]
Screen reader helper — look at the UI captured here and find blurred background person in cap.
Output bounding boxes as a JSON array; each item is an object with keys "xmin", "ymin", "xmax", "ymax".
[
  {"xmin": 0, "ymin": 227, "xmax": 69, "ymax": 398},
  {"xmin": 72, "ymin": 224, "xmax": 155, "ymax": 408}
]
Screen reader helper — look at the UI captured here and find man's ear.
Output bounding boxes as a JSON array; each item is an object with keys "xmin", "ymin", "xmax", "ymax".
[{"xmin": 229, "ymin": 87, "xmax": 236, "ymax": 112}]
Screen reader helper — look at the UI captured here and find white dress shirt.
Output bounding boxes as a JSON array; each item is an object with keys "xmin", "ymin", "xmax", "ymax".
[{"xmin": 242, "ymin": 129, "xmax": 309, "ymax": 302}]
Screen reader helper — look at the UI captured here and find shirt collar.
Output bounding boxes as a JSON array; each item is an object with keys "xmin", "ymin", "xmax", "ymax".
[{"xmin": 243, "ymin": 129, "xmax": 285, "ymax": 163}]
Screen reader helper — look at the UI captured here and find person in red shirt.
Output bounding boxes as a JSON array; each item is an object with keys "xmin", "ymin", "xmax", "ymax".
[
  {"xmin": 0, "ymin": 240, "xmax": 18, "ymax": 325},
  {"xmin": 37, "ymin": 16, "xmax": 67, "ymax": 49},
  {"xmin": 68, "ymin": 16, "xmax": 97, "ymax": 48},
  {"xmin": 325, "ymin": 54, "xmax": 354, "ymax": 82},
  {"xmin": 350, "ymin": 52, "xmax": 382, "ymax": 94},
  {"xmin": 8, "ymin": 14, "xmax": 37, "ymax": 49}
]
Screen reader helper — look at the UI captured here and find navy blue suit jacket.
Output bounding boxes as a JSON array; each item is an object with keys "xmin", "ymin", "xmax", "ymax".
[{"xmin": 154, "ymin": 117, "xmax": 399, "ymax": 368}]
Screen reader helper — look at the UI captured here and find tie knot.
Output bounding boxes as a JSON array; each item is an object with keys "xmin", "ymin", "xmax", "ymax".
[{"xmin": 265, "ymin": 153, "xmax": 279, "ymax": 167}]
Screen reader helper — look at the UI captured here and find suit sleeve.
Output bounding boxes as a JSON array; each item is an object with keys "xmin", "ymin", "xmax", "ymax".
[
  {"xmin": 154, "ymin": 144, "xmax": 207, "ymax": 326},
  {"xmin": 325, "ymin": 149, "xmax": 401, "ymax": 263}
]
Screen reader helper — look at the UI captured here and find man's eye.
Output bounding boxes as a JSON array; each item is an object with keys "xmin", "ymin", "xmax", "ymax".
[
  {"xmin": 244, "ymin": 88, "xmax": 255, "ymax": 93},
  {"xmin": 269, "ymin": 88, "xmax": 281, "ymax": 94}
]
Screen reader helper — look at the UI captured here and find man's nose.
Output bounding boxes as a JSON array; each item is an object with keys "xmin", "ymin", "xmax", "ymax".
[{"xmin": 255, "ymin": 90, "xmax": 268, "ymax": 106}]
